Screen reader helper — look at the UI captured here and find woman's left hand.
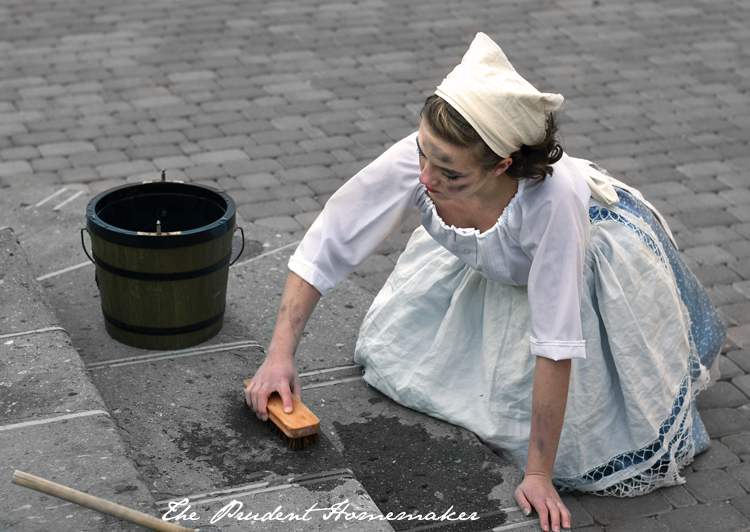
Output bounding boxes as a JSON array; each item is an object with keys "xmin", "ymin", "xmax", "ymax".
[{"xmin": 514, "ymin": 473, "xmax": 571, "ymax": 531}]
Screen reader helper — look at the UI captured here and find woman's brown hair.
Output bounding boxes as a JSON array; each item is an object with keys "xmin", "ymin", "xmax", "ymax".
[{"xmin": 420, "ymin": 95, "xmax": 562, "ymax": 182}]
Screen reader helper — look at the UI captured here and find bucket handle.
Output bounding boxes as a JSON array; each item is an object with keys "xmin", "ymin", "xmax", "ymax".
[
  {"xmin": 83, "ymin": 226, "xmax": 245, "ymax": 266},
  {"xmin": 230, "ymin": 226, "xmax": 245, "ymax": 267},
  {"xmin": 80, "ymin": 227, "xmax": 95, "ymax": 264}
]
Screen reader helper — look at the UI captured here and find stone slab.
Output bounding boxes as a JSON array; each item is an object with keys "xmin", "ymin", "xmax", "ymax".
[
  {"xmin": 0, "ymin": 227, "xmax": 65, "ymax": 334},
  {"xmin": 577, "ymin": 491, "xmax": 671, "ymax": 526},
  {"xmin": 1, "ymin": 415, "xmax": 156, "ymax": 532},
  {"xmin": 157, "ymin": 474, "xmax": 394, "ymax": 532},
  {"xmin": 657, "ymin": 501, "xmax": 750, "ymax": 532},
  {"xmin": 0, "ymin": 331, "xmax": 105, "ymax": 424}
]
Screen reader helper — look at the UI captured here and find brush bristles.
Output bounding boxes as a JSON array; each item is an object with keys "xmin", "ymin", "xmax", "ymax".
[{"xmin": 266, "ymin": 419, "xmax": 319, "ymax": 449}]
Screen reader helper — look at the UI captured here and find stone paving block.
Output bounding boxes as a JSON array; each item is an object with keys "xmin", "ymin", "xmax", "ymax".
[
  {"xmin": 729, "ymin": 258, "xmax": 750, "ymax": 279},
  {"xmin": 254, "ymin": 215, "xmax": 303, "ymax": 232},
  {"xmin": 697, "ymin": 381, "xmax": 749, "ymax": 409},
  {"xmin": 734, "ymin": 374, "xmax": 750, "ymax": 400},
  {"xmin": 735, "ymin": 281, "xmax": 750, "ymax": 300},
  {"xmin": 679, "ymin": 226, "xmax": 742, "ymax": 248},
  {"xmin": 31, "ymin": 156, "xmax": 71, "ymax": 172},
  {"xmin": 719, "ymin": 187, "xmax": 750, "ymax": 207},
  {"xmin": 191, "ymin": 110, "xmax": 244, "ymax": 127},
  {"xmin": 691, "ymin": 440, "xmax": 741, "ymax": 471},
  {"xmin": 678, "ymin": 209, "xmax": 742, "ymax": 230},
  {"xmin": 702, "ymin": 408, "xmax": 750, "ymax": 438},
  {"xmin": 222, "ymin": 119, "xmax": 277, "ymax": 137},
  {"xmin": 215, "ymin": 176, "xmax": 245, "ymax": 192},
  {"xmin": 606, "ymin": 517, "xmax": 669, "ymax": 532},
  {"xmin": 658, "ymin": 484, "xmax": 697, "ymax": 509},
  {"xmin": 670, "ymin": 193, "xmax": 731, "ymax": 214},
  {"xmin": 69, "ymin": 149, "xmax": 128, "ymax": 167},
  {"xmin": 294, "ymin": 211, "xmax": 321, "ymax": 231},
  {"xmin": 728, "ymin": 324, "xmax": 750, "ymax": 349},
  {"xmin": 152, "ymin": 155, "xmax": 193, "ymax": 170},
  {"xmin": 719, "ymin": 302, "xmax": 750, "ymax": 327},
  {"xmin": 718, "ymin": 173, "xmax": 750, "ymax": 189},
  {"xmin": 729, "ymin": 206, "xmax": 750, "ymax": 223},
  {"xmin": 727, "ymin": 462, "xmax": 750, "ymax": 492},
  {"xmin": 154, "ymin": 117, "xmax": 193, "ymax": 131},
  {"xmin": 26, "ymin": 117, "xmax": 78, "ymax": 133},
  {"xmin": 88, "ymin": 178, "xmax": 128, "ymax": 195},
  {"xmin": 129, "ymin": 131, "xmax": 187, "ymax": 146},
  {"xmin": 271, "ymin": 183, "xmax": 314, "ymax": 200},
  {"xmin": 278, "ymin": 151, "xmax": 337, "ymax": 169},
  {"xmin": 238, "ymin": 199, "xmax": 301, "ymax": 221},
  {"xmin": 295, "ymin": 195, "xmax": 322, "ymax": 213},
  {"xmin": 183, "ymin": 125, "xmax": 223, "ymax": 141},
  {"xmin": 236, "ymin": 172, "xmax": 282, "ymax": 189},
  {"xmin": 691, "ymin": 264, "xmax": 742, "ymax": 287},
  {"xmin": 59, "ymin": 166, "xmax": 99, "ymax": 184},
  {"xmin": 709, "ymin": 285, "xmax": 750, "ymax": 308},
  {"xmin": 719, "ymin": 355, "xmax": 745, "ymax": 380},
  {"xmin": 278, "ymin": 140, "xmax": 307, "ymax": 155},
  {"xmin": 577, "ymin": 492, "xmax": 671, "ymax": 526},
  {"xmin": 0, "ymin": 160, "xmax": 33, "ymax": 176},
  {"xmin": 67, "ymin": 127, "xmax": 104, "ymax": 141},
  {"xmin": 657, "ymin": 501, "xmax": 750, "ymax": 532},
  {"xmin": 198, "ymin": 134, "xmax": 253, "ymax": 151},
  {"xmin": 225, "ymin": 188, "xmax": 276, "ymax": 207},
  {"xmin": 252, "ymin": 128, "xmax": 310, "ymax": 145},
  {"xmin": 559, "ymin": 495, "xmax": 594, "ymax": 528},
  {"xmin": 190, "ymin": 148, "xmax": 249, "ymax": 165},
  {"xmin": 684, "ymin": 245, "xmax": 736, "ymax": 266},
  {"xmin": 683, "ymin": 469, "xmax": 745, "ymax": 502},
  {"xmin": 0, "ymin": 145, "xmax": 39, "ymax": 160},
  {"xmin": 183, "ymin": 163, "xmax": 224, "ymax": 180},
  {"xmin": 728, "ymin": 350, "xmax": 750, "ymax": 373},
  {"xmin": 278, "ymin": 165, "xmax": 331, "ymax": 184},
  {"xmin": 733, "ymin": 224, "xmax": 750, "ymax": 241},
  {"xmin": 731, "ymin": 494, "xmax": 750, "ymax": 521},
  {"xmin": 95, "ymin": 159, "xmax": 156, "ymax": 179}
]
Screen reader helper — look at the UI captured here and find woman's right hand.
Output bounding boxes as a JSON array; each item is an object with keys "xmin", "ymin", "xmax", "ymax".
[{"xmin": 245, "ymin": 352, "xmax": 301, "ymax": 422}]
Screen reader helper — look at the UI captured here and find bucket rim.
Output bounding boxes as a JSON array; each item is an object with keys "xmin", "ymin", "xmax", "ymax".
[{"xmin": 85, "ymin": 180, "xmax": 237, "ymax": 249}]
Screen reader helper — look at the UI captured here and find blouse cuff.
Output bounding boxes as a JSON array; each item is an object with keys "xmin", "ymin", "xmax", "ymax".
[
  {"xmin": 288, "ymin": 256, "xmax": 334, "ymax": 297},
  {"xmin": 530, "ymin": 336, "xmax": 586, "ymax": 361}
]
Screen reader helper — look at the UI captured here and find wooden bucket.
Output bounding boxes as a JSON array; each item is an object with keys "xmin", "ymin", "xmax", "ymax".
[{"xmin": 82, "ymin": 180, "xmax": 242, "ymax": 350}]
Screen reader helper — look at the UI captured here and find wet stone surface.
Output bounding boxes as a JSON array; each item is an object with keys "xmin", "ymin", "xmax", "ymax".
[{"xmin": 334, "ymin": 414, "xmax": 509, "ymax": 532}]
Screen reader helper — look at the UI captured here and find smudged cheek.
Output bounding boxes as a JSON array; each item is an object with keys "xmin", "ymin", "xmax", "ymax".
[{"xmin": 446, "ymin": 183, "xmax": 470, "ymax": 194}]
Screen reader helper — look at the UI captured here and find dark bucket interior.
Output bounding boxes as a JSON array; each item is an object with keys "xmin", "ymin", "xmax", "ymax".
[{"xmin": 94, "ymin": 183, "xmax": 228, "ymax": 234}]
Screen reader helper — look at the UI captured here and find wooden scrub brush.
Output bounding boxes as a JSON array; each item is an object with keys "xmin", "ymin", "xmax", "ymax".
[{"xmin": 243, "ymin": 379, "xmax": 320, "ymax": 449}]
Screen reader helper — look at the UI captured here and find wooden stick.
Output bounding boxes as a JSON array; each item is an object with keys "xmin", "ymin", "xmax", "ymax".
[{"xmin": 11, "ymin": 470, "xmax": 194, "ymax": 532}]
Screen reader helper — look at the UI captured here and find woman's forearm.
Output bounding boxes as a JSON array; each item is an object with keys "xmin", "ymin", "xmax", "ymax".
[
  {"xmin": 526, "ymin": 357, "xmax": 571, "ymax": 479},
  {"xmin": 266, "ymin": 270, "xmax": 322, "ymax": 362}
]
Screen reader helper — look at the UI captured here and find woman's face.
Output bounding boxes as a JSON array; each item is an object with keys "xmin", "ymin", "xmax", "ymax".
[{"xmin": 416, "ymin": 120, "xmax": 511, "ymax": 201}]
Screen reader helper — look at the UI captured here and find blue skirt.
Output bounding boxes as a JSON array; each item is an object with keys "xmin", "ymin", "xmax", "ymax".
[{"xmin": 354, "ymin": 186, "xmax": 725, "ymax": 497}]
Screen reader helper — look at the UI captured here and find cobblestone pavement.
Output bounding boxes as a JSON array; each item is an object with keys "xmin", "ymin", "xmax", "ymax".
[{"xmin": 1, "ymin": 0, "xmax": 750, "ymax": 530}]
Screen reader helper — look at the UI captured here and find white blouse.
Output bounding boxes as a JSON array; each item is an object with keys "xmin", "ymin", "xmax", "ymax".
[{"xmin": 289, "ymin": 132, "xmax": 592, "ymax": 361}]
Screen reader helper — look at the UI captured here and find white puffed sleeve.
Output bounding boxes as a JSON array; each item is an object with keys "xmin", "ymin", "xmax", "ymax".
[
  {"xmin": 519, "ymin": 165, "xmax": 590, "ymax": 361},
  {"xmin": 288, "ymin": 133, "xmax": 421, "ymax": 296}
]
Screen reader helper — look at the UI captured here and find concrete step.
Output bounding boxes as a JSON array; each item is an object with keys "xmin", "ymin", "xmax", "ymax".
[{"xmin": 0, "ymin": 226, "xmax": 156, "ymax": 532}]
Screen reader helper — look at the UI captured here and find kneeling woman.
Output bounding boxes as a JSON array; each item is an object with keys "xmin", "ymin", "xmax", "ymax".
[{"xmin": 245, "ymin": 33, "xmax": 725, "ymax": 532}]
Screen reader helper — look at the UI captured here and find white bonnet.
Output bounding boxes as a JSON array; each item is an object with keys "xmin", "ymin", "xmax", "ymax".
[{"xmin": 435, "ymin": 33, "xmax": 564, "ymax": 158}]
